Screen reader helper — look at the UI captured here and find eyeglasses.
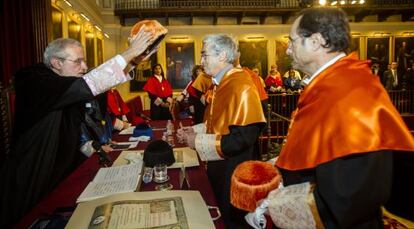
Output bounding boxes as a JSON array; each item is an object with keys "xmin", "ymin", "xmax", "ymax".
[
  {"xmin": 58, "ymin": 57, "xmax": 87, "ymax": 65},
  {"xmin": 201, "ymin": 51, "xmax": 215, "ymax": 59},
  {"xmin": 288, "ymin": 36, "xmax": 301, "ymax": 44}
]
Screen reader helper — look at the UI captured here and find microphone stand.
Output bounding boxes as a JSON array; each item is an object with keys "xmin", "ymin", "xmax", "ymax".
[{"xmin": 92, "ymin": 141, "xmax": 112, "ymax": 167}]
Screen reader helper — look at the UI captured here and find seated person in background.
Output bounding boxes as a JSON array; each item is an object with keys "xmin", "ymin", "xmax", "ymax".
[
  {"xmin": 282, "ymin": 67, "xmax": 302, "ymax": 80},
  {"xmin": 175, "ymin": 65, "xmax": 204, "ymax": 121},
  {"xmin": 235, "ymin": 57, "xmax": 268, "ymax": 113},
  {"xmin": 107, "ymin": 88, "xmax": 133, "ymax": 131},
  {"xmin": 265, "ymin": 69, "xmax": 284, "ymax": 93},
  {"xmin": 251, "ymin": 67, "xmax": 266, "ymax": 88},
  {"xmin": 143, "ymin": 64, "xmax": 173, "ymax": 120},
  {"xmin": 80, "ymin": 98, "xmax": 113, "ymax": 158},
  {"xmin": 188, "ymin": 66, "xmax": 213, "ymax": 124},
  {"xmin": 283, "ymin": 68, "xmax": 302, "ymax": 93}
]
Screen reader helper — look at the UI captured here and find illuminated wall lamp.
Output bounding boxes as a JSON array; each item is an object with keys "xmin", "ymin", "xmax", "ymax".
[
  {"xmin": 246, "ymin": 36, "xmax": 264, "ymax": 40},
  {"xmin": 94, "ymin": 25, "xmax": 102, "ymax": 31},
  {"xmin": 80, "ymin": 13, "xmax": 90, "ymax": 21},
  {"xmin": 63, "ymin": 0, "xmax": 72, "ymax": 7},
  {"xmin": 402, "ymin": 32, "xmax": 414, "ymax": 36},
  {"xmin": 373, "ymin": 32, "xmax": 390, "ymax": 37},
  {"xmin": 171, "ymin": 36, "xmax": 189, "ymax": 40},
  {"xmin": 104, "ymin": 33, "xmax": 110, "ymax": 38}
]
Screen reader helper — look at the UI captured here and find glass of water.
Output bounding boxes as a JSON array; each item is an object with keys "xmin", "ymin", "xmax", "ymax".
[
  {"xmin": 153, "ymin": 163, "xmax": 172, "ymax": 191},
  {"xmin": 153, "ymin": 164, "xmax": 168, "ymax": 183},
  {"xmin": 142, "ymin": 167, "xmax": 153, "ymax": 184}
]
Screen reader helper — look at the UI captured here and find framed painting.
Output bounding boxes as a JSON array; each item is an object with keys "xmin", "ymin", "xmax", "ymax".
[
  {"xmin": 85, "ymin": 32, "xmax": 95, "ymax": 68},
  {"xmin": 165, "ymin": 42, "xmax": 195, "ymax": 89},
  {"xmin": 350, "ymin": 36, "xmax": 361, "ymax": 58},
  {"xmin": 394, "ymin": 36, "xmax": 414, "ymax": 73},
  {"xmin": 367, "ymin": 37, "xmax": 390, "ymax": 71},
  {"xmin": 275, "ymin": 40, "xmax": 292, "ymax": 76},
  {"xmin": 130, "ymin": 54, "xmax": 158, "ymax": 92},
  {"xmin": 51, "ymin": 7, "xmax": 63, "ymax": 40},
  {"xmin": 68, "ymin": 20, "xmax": 81, "ymax": 42},
  {"xmin": 239, "ymin": 40, "xmax": 268, "ymax": 78}
]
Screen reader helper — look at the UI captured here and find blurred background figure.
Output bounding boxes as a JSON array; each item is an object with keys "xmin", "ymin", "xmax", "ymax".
[
  {"xmin": 284, "ymin": 68, "xmax": 302, "ymax": 93},
  {"xmin": 190, "ymin": 66, "xmax": 213, "ymax": 124},
  {"xmin": 175, "ymin": 65, "xmax": 206, "ymax": 122},
  {"xmin": 252, "ymin": 67, "xmax": 266, "ymax": 88},
  {"xmin": 383, "ymin": 61, "xmax": 400, "ymax": 91},
  {"xmin": 107, "ymin": 88, "xmax": 132, "ymax": 131},
  {"xmin": 265, "ymin": 68, "xmax": 284, "ymax": 93},
  {"xmin": 80, "ymin": 97, "xmax": 114, "ymax": 158},
  {"xmin": 282, "ymin": 67, "xmax": 301, "ymax": 80},
  {"xmin": 143, "ymin": 64, "xmax": 173, "ymax": 120}
]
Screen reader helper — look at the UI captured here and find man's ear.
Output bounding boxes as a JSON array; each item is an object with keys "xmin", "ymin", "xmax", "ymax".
[
  {"xmin": 217, "ymin": 51, "xmax": 227, "ymax": 62},
  {"xmin": 50, "ymin": 57, "xmax": 62, "ymax": 70},
  {"xmin": 309, "ymin": 33, "xmax": 326, "ymax": 51}
]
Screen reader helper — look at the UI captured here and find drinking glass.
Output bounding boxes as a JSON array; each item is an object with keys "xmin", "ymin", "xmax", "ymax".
[
  {"xmin": 142, "ymin": 167, "xmax": 153, "ymax": 184},
  {"xmin": 153, "ymin": 164, "xmax": 168, "ymax": 182},
  {"xmin": 153, "ymin": 163, "xmax": 172, "ymax": 190}
]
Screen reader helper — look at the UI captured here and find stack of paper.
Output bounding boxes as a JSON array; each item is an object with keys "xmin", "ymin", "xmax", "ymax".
[{"xmin": 77, "ymin": 162, "xmax": 143, "ymax": 203}]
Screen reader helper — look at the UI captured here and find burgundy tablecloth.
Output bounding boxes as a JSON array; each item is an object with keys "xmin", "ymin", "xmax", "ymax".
[{"xmin": 16, "ymin": 120, "xmax": 225, "ymax": 228}]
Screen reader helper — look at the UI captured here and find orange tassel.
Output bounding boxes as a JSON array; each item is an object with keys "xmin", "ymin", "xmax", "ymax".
[{"xmin": 230, "ymin": 160, "xmax": 281, "ymax": 212}]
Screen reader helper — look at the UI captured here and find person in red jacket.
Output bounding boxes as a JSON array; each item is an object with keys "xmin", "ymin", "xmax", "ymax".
[{"xmin": 143, "ymin": 64, "xmax": 173, "ymax": 120}]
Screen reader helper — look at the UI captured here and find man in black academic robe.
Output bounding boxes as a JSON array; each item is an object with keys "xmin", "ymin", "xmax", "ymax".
[{"xmin": 0, "ymin": 27, "xmax": 157, "ymax": 227}]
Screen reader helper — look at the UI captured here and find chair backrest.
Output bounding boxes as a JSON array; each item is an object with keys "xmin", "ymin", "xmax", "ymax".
[{"xmin": 126, "ymin": 96, "xmax": 145, "ymax": 124}]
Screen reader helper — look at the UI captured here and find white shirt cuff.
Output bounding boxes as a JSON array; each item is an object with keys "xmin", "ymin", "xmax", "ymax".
[
  {"xmin": 192, "ymin": 123, "xmax": 206, "ymax": 134},
  {"xmin": 114, "ymin": 54, "xmax": 127, "ymax": 69},
  {"xmin": 195, "ymin": 134, "xmax": 224, "ymax": 161}
]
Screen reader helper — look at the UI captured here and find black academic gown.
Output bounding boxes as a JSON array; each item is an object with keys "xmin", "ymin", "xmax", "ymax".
[
  {"xmin": 280, "ymin": 150, "xmax": 393, "ymax": 229},
  {"xmin": 189, "ymin": 89, "xmax": 206, "ymax": 124},
  {"xmin": 206, "ymin": 123, "xmax": 265, "ymax": 228},
  {"xmin": 0, "ymin": 64, "xmax": 94, "ymax": 227}
]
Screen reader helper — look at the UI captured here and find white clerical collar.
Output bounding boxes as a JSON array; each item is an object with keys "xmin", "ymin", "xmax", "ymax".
[
  {"xmin": 154, "ymin": 74, "xmax": 163, "ymax": 83},
  {"xmin": 302, "ymin": 53, "xmax": 346, "ymax": 86}
]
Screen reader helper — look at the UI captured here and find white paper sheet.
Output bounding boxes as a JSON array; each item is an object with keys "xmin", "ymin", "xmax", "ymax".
[
  {"xmin": 118, "ymin": 126, "xmax": 135, "ymax": 135},
  {"xmin": 77, "ymin": 162, "xmax": 142, "ymax": 203}
]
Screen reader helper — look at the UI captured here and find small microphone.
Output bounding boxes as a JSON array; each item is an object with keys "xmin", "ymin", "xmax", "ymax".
[{"xmin": 92, "ymin": 141, "xmax": 112, "ymax": 166}]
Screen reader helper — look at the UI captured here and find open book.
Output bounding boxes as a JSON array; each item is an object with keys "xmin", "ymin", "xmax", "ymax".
[
  {"xmin": 77, "ymin": 162, "xmax": 143, "ymax": 203},
  {"xmin": 67, "ymin": 191, "xmax": 215, "ymax": 229}
]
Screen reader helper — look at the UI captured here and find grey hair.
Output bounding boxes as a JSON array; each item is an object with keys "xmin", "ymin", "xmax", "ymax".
[
  {"xmin": 202, "ymin": 34, "xmax": 238, "ymax": 64},
  {"xmin": 43, "ymin": 38, "xmax": 83, "ymax": 68}
]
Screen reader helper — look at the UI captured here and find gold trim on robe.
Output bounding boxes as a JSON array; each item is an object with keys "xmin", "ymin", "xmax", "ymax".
[
  {"xmin": 205, "ymin": 68, "xmax": 266, "ymax": 135},
  {"xmin": 277, "ymin": 52, "xmax": 414, "ymax": 171}
]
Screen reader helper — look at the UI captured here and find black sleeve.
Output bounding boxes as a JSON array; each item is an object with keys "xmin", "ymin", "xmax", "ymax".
[
  {"xmin": 313, "ymin": 150, "xmax": 393, "ymax": 228},
  {"xmin": 147, "ymin": 92, "xmax": 161, "ymax": 102},
  {"xmin": 220, "ymin": 123, "xmax": 264, "ymax": 157},
  {"xmin": 53, "ymin": 79, "xmax": 94, "ymax": 109}
]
